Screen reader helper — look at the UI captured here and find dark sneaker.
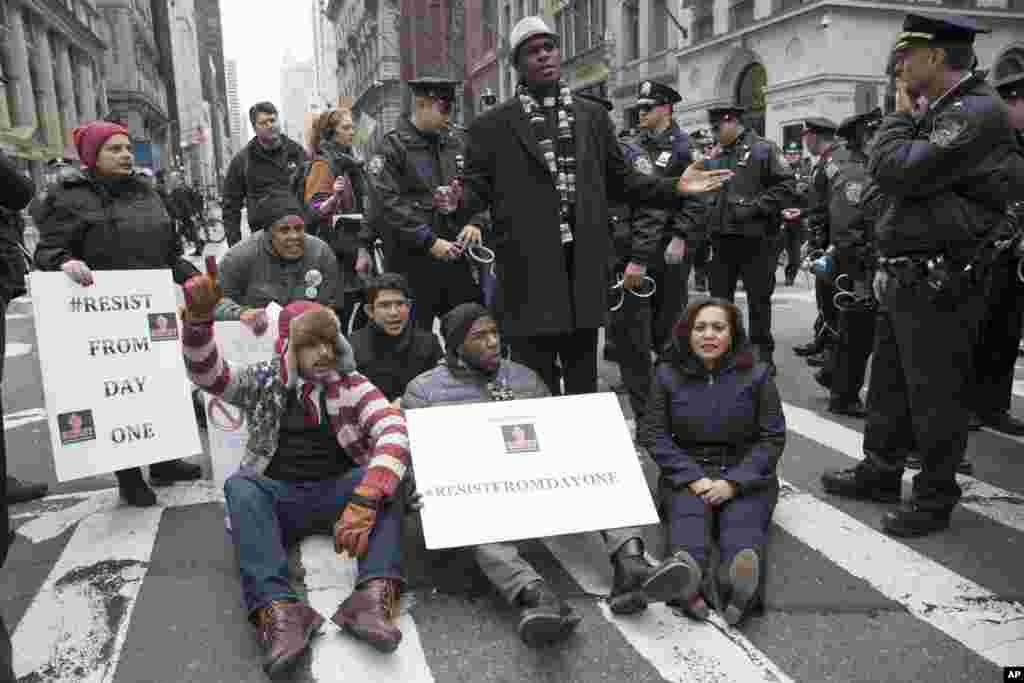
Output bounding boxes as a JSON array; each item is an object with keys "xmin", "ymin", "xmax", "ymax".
[
  {"xmin": 115, "ymin": 468, "xmax": 157, "ymax": 507},
  {"xmin": 6, "ymin": 476, "xmax": 48, "ymax": 504},
  {"xmin": 821, "ymin": 466, "xmax": 901, "ymax": 503},
  {"xmin": 516, "ymin": 581, "xmax": 580, "ymax": 647},
  {"xmin": 332, "ymin": 578, "xmax": 403, "ymax": 653},
  {"xmin": 721, "ymin": 549, "xmax": 760, "ymax": 626},
  {"xmin": 253, "ymin": 600, "xmax": 324, "ymax": 676},
  {"xmin": 881, "ymin": 502, "xmax": 953, "ymax": 537},
  {"xmin": 980, "ymin": 412, "xmax": 1024, "ymax": 437},
  {"xmin": 149, "ymin": 459, "xmax": 202, "ymax": 486}
]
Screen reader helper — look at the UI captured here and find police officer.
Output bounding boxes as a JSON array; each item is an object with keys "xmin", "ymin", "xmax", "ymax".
[
  {"xmin": 700, "ymin": 105, "xmax": 796, "ymax": 372},
  {"xmin": 800, "ymin": 117, "xmax": 843, "ymax": 371},
  {"xmin": 631, "ymin": 81, "xmax": 693, "ymax": 351},
  {"xmin": 822, "ymin": 109, "xmax": 883, "ymax": 417},
  {"xmin": 779, "ymin": 141, "xmax": 810, "ymax": 287},
  {"xmin": 688, "ymin": 129, "xmax": 715, "ymax": 292},
  {"xmin": 822, "ymin": 14, "xmax": 1022, "ymax": 536},
  {"xmin": 968, "ymin": 70, "xmax": 1024, "ymax": 436},
  {"xmin": 372, "ymin": 77, "xmax": 488, "ymax": 331}
]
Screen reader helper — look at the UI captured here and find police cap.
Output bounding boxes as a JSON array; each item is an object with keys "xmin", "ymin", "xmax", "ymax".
[
  {"xmin": 837, "ymin": 108, "xmax": 882, "ymax": 139},
  {"xmin": 803, "ymin": 116, "xmax": 839, "ymax": 134},
  {"xmin": 637, "ymin": 80, "xmax": 682, "ymax": 107},
  {"xmin": 407, "ymin": 77, "xmax": 459, "ymax": 100},
  {"xmin": 784, "ymin": 141, "xmax": 802, "ymax": 154},
  {"xmin": 894, "ymin": 14, "xmax": 990, "ymax": 51},
  {"xmin": 995, "ymin": 71, "xmax": 1024, "ymax": 99},
  {"xmin": 707, "ymin": 106, "xmax": 746, "ymax": 124}
]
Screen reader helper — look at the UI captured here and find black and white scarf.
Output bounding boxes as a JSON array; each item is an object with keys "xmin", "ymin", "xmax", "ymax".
[{"xmin": 517, "ymin": 81, "xmax": 577, "ymax": 244}]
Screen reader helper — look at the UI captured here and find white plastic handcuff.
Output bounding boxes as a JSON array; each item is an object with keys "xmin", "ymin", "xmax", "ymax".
[
  {"xmin": 463, "ymin": 242, "xmax": 495, "ymax": 264},
  {"xmin": 608, "ymin": 274, "xmax": 657, "ymax": 311}
]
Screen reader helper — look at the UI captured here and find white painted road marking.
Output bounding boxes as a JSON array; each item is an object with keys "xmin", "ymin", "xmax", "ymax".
[
  {"xmin": 301, "ymin": 536, "xmax": 435, "ymax": 682},
  {"xmin": 774, "ymin": 480, "xmax": 1024, "ymax": 667},
  {"xmin": 782, "ymin": 402, "xmax": 1024, "ymax": 535},
  {"xmin": 5, "ymin": 341, "xmax": 32, "ymax": 358},
  {"xmin": 543, "ymin": 534, "xmax": 795, "ymax": 683},
  {"xmin": 4, "ymin": 407, "xmax": 47, "ymax": 430}
]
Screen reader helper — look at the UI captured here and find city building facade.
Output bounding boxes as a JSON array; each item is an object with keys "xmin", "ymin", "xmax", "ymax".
[
  {"xmin": 464, "ymin": 0, "xmax": 500, "ymax": 123},
  {"xmin": 325, "ymin": 0, "xmax": 403, "ymax": 158},
  {"xmin": 0, "ymin": 0, "xmax": 109, "ymax": 177},
  {"xmin": 95, "ymin": 0, "xmax": 171, "ymax": 170},
  {"xmin": 194, "ymin": 0, "xmax": 231, "ymax": 187},
  {"xmin": 280, "ymin": 52, "xmax": 315, "ymax": 146},
  {"xmin": 225, "ymin": 57, "xmax": 243, "ymax": 153},
  {"xmin": 312, "ymin": 0, "xmax": 340, "ymax": 112}
]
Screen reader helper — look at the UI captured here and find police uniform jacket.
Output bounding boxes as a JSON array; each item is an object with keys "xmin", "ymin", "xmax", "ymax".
[
  {"xmin": 869, "ymin": 71, "xmax": 1022, "ymax": 258},
  {"xmin": 702, "ymin": 129, "xmax": 796, "ymax": 240},
  {"xmin": 637, "ymin": 122, "xmax": 694, "ymax": 244},
  {"xmin": 455, "ymin": 96, "xmax": 702, "ymax": 338},
  {"xmin": 827, "ymin": 146, "xmax": 873, "ymax": 252},
  {"xmin": 609, "ymin": 141, "xmax": 667, "ymax": 270},
  {"xmin": 806, "ymin": 142, "xmax": 851, "ymax": 247},
  {"xmin": 371, "ymin": 117, "xmax": 489, "ymax": 276}
]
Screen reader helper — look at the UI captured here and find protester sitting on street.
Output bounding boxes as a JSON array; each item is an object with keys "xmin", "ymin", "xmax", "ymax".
[
  {"xmin": 349, "ymin": 273, "xmax": 442, "ymax": 405},
  {"xmin": 33, "ymin": 120, "xmax": 202, "ymax": 507},
  {"xmin": 213, "ymin": 192, "xmax": 340, "ymax": 335},
  {"xmin": 179, "ymin": 264, "xmax": 411, "ymax": 674},
  {"xmin": 641, "ymin": 297, "xmax": 785, "ymax": 626},
  {"xmin": 402, "ymin": 303, "xmax": 698, "ymax": 647}
]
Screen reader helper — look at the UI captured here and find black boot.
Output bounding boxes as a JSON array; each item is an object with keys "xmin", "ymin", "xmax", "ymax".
[
  {"xmin": 719, "ymin": 549, "xmax": 761, "ymax": 626},
  {"xmin": 149, "ymin": 459, "xmax": 202, "ymax": 486},
  {"xmin": 516, "ymin": 581, "xmax": 579, "ymax": 647},
  {"xmin": 116, "ymin": 468, "xmax": 157, "ymax": 507},
  {"xmin": 664, "ymin": 550, "xmax": 707, "ymax": 620},
  {"xmin": 609, "ymin": 543, "xmax": 698, "ymax": 615},
  {"xmin": 6, "ymin": 476, "xmax": 48, "ymax": 504},
  {"xmin": 882, "ymin": 502, "xmax": 953, "ymax": 537},
  {"xmin": 821, "ymin": 464, "xmax": 901, "ymax": 503}
]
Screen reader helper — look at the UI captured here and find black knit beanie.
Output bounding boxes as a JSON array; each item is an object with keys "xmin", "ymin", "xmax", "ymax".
[
  {"xmin": 442, "ymin": 303, "xmax": 491, "ymax": 354},
  {"xmin": 249, "ymin": 191, "xmax": 305, "ymax": 231}
]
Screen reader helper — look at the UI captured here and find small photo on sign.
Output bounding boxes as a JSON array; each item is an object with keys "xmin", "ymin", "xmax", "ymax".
[
  {"xmin": 148, "ymin": 312, "xmax": 179, "ymax": 341},
  {"xmin": 58, "ymin": 409, "xmax": 97, "ymax": 446},
  {"xmin": 501, "ymin": 423, "xmax": 540, "ymax": 454}
]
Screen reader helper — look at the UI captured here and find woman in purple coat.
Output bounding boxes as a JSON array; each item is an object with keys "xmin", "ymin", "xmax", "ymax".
[{"xmin": 641, "ymin": 297, "xmax": 785, "ymax": 626}]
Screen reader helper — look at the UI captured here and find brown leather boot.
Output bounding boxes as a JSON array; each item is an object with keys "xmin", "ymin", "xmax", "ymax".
[
  {"xmin": 251, "ymin": 600, "xmax": 325, "ymax": 676},
  {"xmin": 331, "ymin": 578, "xmax": 403, "ymax": 653}
]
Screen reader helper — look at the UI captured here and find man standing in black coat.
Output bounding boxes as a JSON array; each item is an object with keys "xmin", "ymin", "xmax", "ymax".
[
  {"xmin": 222, "ymin": 102, "xmax": 307, "ymax": 245},
  {"xmin": 822, "ymin": 14, "xmax": 1023, "ymax": 537},
  {"xmin": 455, "ymin": 16, "xmax": 728, "ymax": 396},
  {"xmin": 698, "ymin": 106, "xmax": 796, "ymax": 373},
  {"xmin": 0, "ymin": 147, "xmax": 37, "ymax": 681}
]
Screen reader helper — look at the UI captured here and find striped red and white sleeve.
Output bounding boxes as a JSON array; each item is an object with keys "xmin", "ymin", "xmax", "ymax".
[
  {"xmin": 325, "ymin": 373, "xmax": 409, "ymax": 499},
  {"xmin": 181, "ymin": 319, "xmax": 234, "ymax": 398}
]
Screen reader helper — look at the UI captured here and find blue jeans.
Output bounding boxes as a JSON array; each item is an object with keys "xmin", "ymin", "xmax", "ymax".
[{"xmin": 224, "ymin": 467, "xmax": 404, "ymax": 613}]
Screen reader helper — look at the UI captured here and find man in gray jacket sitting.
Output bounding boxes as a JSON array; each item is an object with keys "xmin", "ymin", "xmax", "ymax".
[{"xmin": 402, "ymin": 303, "xmax": 698, "ymax": 647}]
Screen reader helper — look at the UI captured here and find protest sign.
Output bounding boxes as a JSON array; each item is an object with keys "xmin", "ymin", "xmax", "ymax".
[
  {"xmin": 31, "ymin": 270, "xmax": 201, "ymax": 482},
  {"xmin": 404, "ymin": 392, "xmax": 659, "ymax": 549}
]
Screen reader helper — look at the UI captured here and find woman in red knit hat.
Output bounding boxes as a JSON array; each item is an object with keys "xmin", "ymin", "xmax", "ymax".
[{"xmin": 33, "ymin": 120, "xmax": 203, "ymax": 506}]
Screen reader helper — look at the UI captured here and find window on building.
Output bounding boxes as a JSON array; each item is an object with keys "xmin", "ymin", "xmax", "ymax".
[
  {"xmin": 651, "ymin": 0, "xmax": 669, "ymax": 53},
  {"xmin": 729, "ymin": 0, "xmax": 753, "ymax": 31},
  {"xmin": 484, "ymin": 0, "xmax": 497, "ymax": 49},
  {"xmin": 623, "ymin": 0, "xmax": 639, "ymax": 61},
  {"xmin": 693, "ymin": 7, "xmax": 714, "ymax": 43},
  {"xmin": 854, "ymin": 83, "xmax": 878, "ymax": 115}
]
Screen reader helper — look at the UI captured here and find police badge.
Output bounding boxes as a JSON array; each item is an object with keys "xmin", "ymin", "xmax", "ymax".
[
  {"xmin": 641, "ymin": 81, "xmax": 652, "ymax": 97},
  {"xmin": 844, "ymin": 181, "xmax": 864, "ymax": 205},
  {"xmin": 634, "ymin": 155, "xmax": 654, "ymax": 175},
  {"xmin": 305, "ymin": 269, "xmax": 323, "ymax": 287}
]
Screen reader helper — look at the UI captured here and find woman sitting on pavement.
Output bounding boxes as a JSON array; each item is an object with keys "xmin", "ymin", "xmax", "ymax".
[
  {"xmin": 212, "ymin": 192, "xmax": 340, "ymax": 334},
  {"xmin": 640, "ymin": 297, "xmax": 785, "ymax": 626},
  {"xmin": 33, "ymin": 120, "xmax": 202, "ymax": 507},
  {"xmin": 180, "ymin": 262, "xmax": 410, "ymax": 675}
]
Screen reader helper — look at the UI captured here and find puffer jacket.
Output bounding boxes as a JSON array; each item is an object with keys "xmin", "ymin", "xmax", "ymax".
[
  {"xmin": 640, "ymin": 344, "xmax": 786, "ymax": 494},
  {"xmin": 182, "ymin": 318, "xmax": 410, "ymax": 496},
  {"xmin": 402, "ymin": 357, "xmax": 549, "ymax": 409},
  {"xmin": 33, "ymin": 169, "xmax": 198, "ymax": 284}
]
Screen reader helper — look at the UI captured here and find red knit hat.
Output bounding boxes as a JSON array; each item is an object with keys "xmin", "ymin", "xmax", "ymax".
[
  {"xmin": 275, "ymin": 301, "xmax": 335, "ymax": 355},
  {"xmin": 72, "ymin": 121, "xmax": 130, "ymax": 168}
]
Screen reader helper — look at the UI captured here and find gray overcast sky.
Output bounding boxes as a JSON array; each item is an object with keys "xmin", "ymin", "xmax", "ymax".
[{"xmin": 220, "ymin": 0, "xmax": 314, "ymax": 136}]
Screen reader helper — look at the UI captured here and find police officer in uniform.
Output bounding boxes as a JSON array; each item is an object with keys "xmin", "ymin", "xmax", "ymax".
[
  {"xmin": 967, "ymin": 71, "xmax": 1024, "ymax": 436},
  {"xmin": 372, "ymin": 77, "xmax": 489, "ymax": 331},
  {"xmin": 822, "ymin": 109, "xmax": 883, "ymax": 417},
  {"xmin": 700, "ymin": 106, "xmax": 797, "ymax": 372},
  {"xmin": 631, "ymin": 81, "xmax": 694, "ymax": 351},
  {"xmin": 822, "ymin": 15, "xmax": 1022, "ymax": 536},
  {"xmin": 779, "ymin": 141, "xmax": 810, "ymax": 287}
]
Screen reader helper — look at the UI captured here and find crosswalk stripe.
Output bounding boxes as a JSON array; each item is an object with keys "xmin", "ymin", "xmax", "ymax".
[
  {"xmin": 774, "ymin": 479, "xmax": 1024, "ymax": 667},
  {"xmin": 300, "ymin": 536, "xmax": 435, "ymax": 681},
  {"xmin": 543, "ymin": 535, "xmax": 795, "ymax": 683},
  {"xmin": 782, "ymin": 402, "xmax": 1024, "ymax": 535}
]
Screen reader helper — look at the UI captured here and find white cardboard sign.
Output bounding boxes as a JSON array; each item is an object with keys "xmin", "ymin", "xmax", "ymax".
[
  {"xmin": 405, "ymin": 392, "xmax": 659, "ymax": 549},
  {"xmin": 30, "ymin": 270, "xmax": 202, "ymax": 482}
]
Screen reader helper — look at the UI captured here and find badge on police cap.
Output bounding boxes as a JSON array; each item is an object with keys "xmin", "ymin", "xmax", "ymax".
[
  {"xmin": 641, "ymin": 81, "xmax": 652, "ymax": 97},
  {"xmin": 655, "ymin": 151, "xmax": 672, "ymax": 168}
]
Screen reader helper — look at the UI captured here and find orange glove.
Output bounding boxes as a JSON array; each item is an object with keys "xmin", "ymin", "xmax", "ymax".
[
  {"xmin": 182, "ymin": 255, "xmax": 222, "ymax": 322},
  {"xmin": 334, "ymin": 485, "xmax": 381, "ymax": 558}
]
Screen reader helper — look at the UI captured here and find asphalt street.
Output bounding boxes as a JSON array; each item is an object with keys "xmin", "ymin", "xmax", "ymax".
[{"xmin": 3, "ymin": 252, "xmax": 1023, "ymax": 683}]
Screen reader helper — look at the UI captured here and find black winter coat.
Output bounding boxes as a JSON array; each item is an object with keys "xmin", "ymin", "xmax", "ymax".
[
  {"xmin": 33, "ymin": 170, "xmax": 198, "ymax": 285},
  {"xmin": 222, "ymin": 136, "xmax": 307, "ymax": 238},
  {"xmin": 456, "ymin": 96, "xmax": 702, "ymax": 337},
  {"xmin": 349, "ymin": 321, "xmax": 443, "ymax": 401}
]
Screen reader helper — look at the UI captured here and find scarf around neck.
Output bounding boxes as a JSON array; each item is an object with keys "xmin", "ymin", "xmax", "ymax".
[{"xmin": 517, "ymin": 81, "xmax": 576, "ymax": 245}]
